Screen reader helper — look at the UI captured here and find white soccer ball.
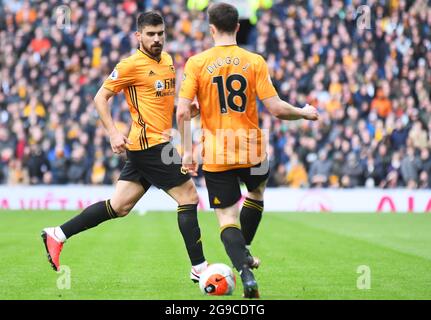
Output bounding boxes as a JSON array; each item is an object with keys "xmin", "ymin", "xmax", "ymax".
[{"xmin": 199, "ymin": 263, "xmax": 236, "ymax": 296}]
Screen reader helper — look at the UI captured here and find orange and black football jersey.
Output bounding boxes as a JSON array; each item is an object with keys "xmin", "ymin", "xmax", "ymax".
[
  {"xmin": 179, "ymin": 45, "xmax": 277, "ymax": 172},
  {"xmin": 103, "ymin": 49, "xmax": 176, "ymax": 151}
]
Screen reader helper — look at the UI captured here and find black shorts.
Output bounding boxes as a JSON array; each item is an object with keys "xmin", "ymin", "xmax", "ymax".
[
  {"xmin": 203, "ymin": 159, "xmax": 269, "ymax": 209},
  {"xmin": 119, "ymin": 142, "xmax": 190, "ymax": 191}
]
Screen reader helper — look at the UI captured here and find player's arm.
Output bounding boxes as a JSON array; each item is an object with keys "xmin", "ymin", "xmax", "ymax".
[
  {"xmin": 190, "ymin": 100, "xmax": 200, "ymax": 118},
  {"xmin": 177, "ymin": 97, "xmax": 197, "ymax": 175},
  {"xmin": 97, "ymin": 59, "xmax": 135, "ymax": 153},
  {"xmin": 177, "ymin": 59, "xmax": 200, "ymax": 175},
  {"xmin": 262, "ymin": 96, "xmax": 319, "ymax": 121},
  {"xmin": 177, "ymin": 97, "xmax": 192, "ymax": 125},
  {"xmin": 255, "ymin": 54, "xmax": 318, "ymax": 121},
  {"xmin": 94, "ymin": 87, "xmax": 132, "ymax": 154}
]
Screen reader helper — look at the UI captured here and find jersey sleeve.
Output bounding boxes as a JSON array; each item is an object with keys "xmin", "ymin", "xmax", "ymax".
[
  {"xmin": 179, "ymin": 58, "xmax": 199, "ymax": 100},
  {"xmin": 255, "ymin": 55, "xmax": 278, "ymax": 100},
  {"xmin": 103, "ymin": 58, "xmax": 135, "ymax": 93}
]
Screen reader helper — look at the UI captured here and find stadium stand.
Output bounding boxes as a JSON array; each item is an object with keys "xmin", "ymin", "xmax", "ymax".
[{"xmin": 0, "ymin": 0, "xmax": 430, "ymax": 188}]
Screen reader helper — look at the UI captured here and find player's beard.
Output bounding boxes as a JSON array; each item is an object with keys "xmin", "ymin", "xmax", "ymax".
[{"xmin": 141, "ymin": 41, "xmax": 163, "ymax": 60}]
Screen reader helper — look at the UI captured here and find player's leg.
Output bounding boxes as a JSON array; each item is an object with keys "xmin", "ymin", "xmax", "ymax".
[
  {"xmin": 41, "ymin": 161, "xmax": 149, "ymax": 271},
  {"xmin": 241, "ymin": 180, "xmax": 266, "ymax": 246},
  {"xmin": 59, "ymin": 180, "xmax": 145, "ymax": 237},
  {"xmin": 215, "ymin": 203, "xmax": 247, "ymax": 272},
  {"xmin": 215, "ymin": 204, "xmax": 259, "ymax": 298},
  {"xmin": 204, "ymin": 170, "xmax": 260, "ymax": 298},
  {"xmin": 237, "ymin": 160, "xmax": 270, "ymax": 268},
  {"xmin": 127, "ymin": 142, "xmax": 207, "ymax": 281},
  {"xmin": 166, "ymin": 178, "xmax": 208, "ymax": 281}
]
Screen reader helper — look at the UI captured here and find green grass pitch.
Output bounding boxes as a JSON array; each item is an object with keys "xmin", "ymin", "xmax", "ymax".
[{"xmin": 0, "ymin": 210, "xmax": 430, "ymax": 300}]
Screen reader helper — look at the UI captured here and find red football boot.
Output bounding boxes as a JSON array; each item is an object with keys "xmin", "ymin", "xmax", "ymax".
[{"xmin": 41, "ymin": 228, "xmax": 64, "ymax": 271}]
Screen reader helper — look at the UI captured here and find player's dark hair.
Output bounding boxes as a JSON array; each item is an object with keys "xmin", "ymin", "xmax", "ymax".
[
  {"xmin": 207, "ymin": 2, "xmax": 239, "ymax": 34},
  {"xmin": 136, "ymin": 11, "xmax": 164, "ymax": 31}
]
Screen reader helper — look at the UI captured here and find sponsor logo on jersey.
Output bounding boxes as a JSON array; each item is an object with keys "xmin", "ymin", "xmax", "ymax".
[
  {"xmin": 155, "ymin": 78, "xmax": 176, "ymax": 97},
  {"xmin": 154, "ymin": 80, "xmax": 165, "ymax": 91}
]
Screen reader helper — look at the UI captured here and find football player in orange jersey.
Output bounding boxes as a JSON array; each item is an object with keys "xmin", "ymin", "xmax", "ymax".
[
  {"xmin": 177, "ymin": 3, "xmax": 318, "ymax": 298},
  {"xmin": 41, "ymin": 12, "xmax": 208, "ymax": 283}
]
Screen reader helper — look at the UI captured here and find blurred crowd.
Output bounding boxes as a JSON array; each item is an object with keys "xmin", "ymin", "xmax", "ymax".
[
  {"xmin": 0, "ymin": 0, "xmax": 430, "ymax": 189},
  {"xmin": 257, "ymin": 0, "xmax": 431, "ymax": 189}
]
